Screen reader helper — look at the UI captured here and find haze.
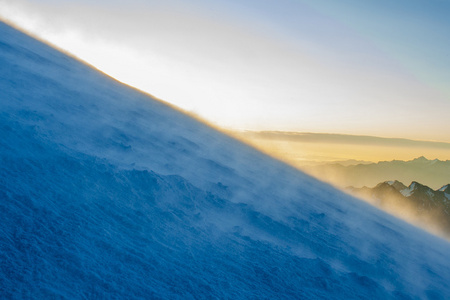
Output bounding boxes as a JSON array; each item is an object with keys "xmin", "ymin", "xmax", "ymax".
[{"xmin": 234, "ymin": 131, "xmax": 450, "ymax": 165}]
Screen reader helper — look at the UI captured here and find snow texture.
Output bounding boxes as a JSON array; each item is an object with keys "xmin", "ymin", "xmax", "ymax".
[
  {"xmin": 401, "ymin": 183, "xmax": 416, "ymax": 197},
  {"xmin": 1, "ymin": 22, "xmax": 450, "ymax": 299},
  {"xmin": 439, "ymin": 184, "xmax": 449, "ymax": 192}
]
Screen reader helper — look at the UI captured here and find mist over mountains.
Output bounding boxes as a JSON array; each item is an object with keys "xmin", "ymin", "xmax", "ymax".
[
  {"xmin": 349, "ymin": 181, "xmax": 450, "ymax": 238},
  {"xmin": 1, "ymin": 21, "xmax": 450, "ymax": 299},
  {"xmin": 304, "ymin": 156, "xmax": 450, "ymax": 190}
]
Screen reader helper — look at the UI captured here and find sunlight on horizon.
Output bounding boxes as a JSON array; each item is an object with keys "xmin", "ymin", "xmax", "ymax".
[
  {"xmin": 2, "ymin": 0, "xmax": 450, "ymax": 143},
  {"xmin": 233, "ymin": 131, "xmax": 450, "ymax": 164}
]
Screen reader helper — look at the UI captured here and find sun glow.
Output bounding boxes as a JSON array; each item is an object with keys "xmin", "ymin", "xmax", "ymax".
[{"xmin": 2, "ymin": 0, "xmax": 450, "ymax": 144}]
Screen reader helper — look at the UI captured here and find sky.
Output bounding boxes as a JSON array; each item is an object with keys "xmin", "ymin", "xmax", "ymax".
[
  {"xmin": 235, "ymin": 131, "xmax": 450, "ymax": 164},
  {"xmin": 1, "ymin": 0, "xmax": 450, "ymax": 142}
]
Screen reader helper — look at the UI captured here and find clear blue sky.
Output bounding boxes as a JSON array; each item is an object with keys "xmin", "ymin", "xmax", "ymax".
[{"xmin": 1, "ymin": 0, "xmax": 449, "ymax": 141}]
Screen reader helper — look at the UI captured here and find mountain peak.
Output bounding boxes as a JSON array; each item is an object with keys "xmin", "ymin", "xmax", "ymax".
[
  {"xmin": 386, "ymin": 180, "xmax": 407, "ymax": 192},
  {"xmin": 401, "ymin": 181, "xmax": 420, "ymax": 197},
  {"xmin": 412, "ymin": 156, "xmax": 429, "ymax": 162},
  {"xmin": 439, "ymin": 184, "xmax": 450, "ymax": 193}
]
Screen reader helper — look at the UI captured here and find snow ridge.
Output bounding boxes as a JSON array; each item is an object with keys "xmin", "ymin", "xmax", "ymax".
[{"xmin": 401, "ymin": 182, "xmax": 416, "ymax": 197}]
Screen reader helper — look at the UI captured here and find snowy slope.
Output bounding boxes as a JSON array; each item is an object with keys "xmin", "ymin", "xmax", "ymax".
[{"xmin": 1, "ymin": 21, "xmax": 450, "ymax": 299}]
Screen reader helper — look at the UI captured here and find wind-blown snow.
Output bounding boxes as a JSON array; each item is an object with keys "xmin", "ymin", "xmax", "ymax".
[{"xmin": 1, "ymin": 22, "xmax": 450, "ymax": 299}]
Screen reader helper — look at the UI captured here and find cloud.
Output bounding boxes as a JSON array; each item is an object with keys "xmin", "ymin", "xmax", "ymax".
[{"xmin": 239, "ymin": 131, "xmax": 450, "ymax": 150}]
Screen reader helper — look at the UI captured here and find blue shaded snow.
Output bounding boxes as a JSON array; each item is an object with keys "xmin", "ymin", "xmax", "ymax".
[{"xmin": 1, "ymin": 21, "xmax": 450, "ymax": 299}]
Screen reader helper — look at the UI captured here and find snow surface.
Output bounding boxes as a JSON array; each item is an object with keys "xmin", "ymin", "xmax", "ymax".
[
  {"xmin": 1, "ymin": 21, "xmax": 450, "ymax": 299},
  {"xmin": 438, "ymin": 184, "xmax": 449, "ymax": 192},
  {"xmin": 401, "ymin": 183, "xmax": 416, "ymax": 197}
]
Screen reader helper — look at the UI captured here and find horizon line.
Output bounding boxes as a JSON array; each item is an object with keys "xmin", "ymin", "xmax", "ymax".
[{"xmin": 233, "ymin": 130, "xmax": 450, "ymax": 150}]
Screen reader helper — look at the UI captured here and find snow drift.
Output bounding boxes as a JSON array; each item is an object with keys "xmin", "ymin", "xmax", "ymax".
[{"xmin": 1, "ymin": 21, "xmax": 449, "ymax": 299}]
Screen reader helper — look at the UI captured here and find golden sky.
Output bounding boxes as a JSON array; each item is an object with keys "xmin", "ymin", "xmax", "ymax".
[{"xmin": 233, "ymin": 131, "xmax": 450, "ymax": 164}]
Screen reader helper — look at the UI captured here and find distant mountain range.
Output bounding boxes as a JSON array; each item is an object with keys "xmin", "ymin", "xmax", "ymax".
[
  {"xmin": 348, "ymin": 181, "xmax": 450, "ymax": 237},
  {"xmin": 303, "ymin": 156, "xmax": 450, "ymax": 190}
]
